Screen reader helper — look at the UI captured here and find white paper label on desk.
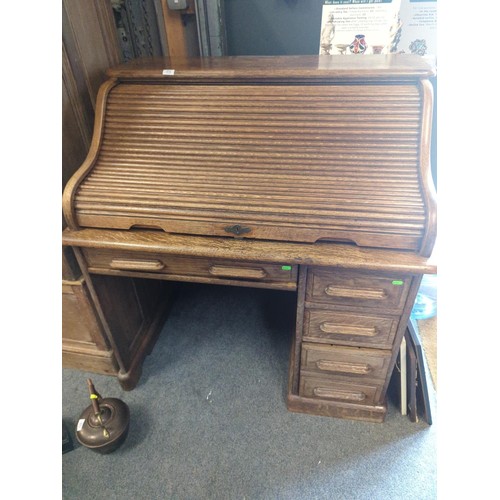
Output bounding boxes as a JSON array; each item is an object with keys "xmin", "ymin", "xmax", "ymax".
[
  {"xmin": 162, "ymin": 69, "xmax": 175, "ymax": 75},
  {"xmin": 77, "ymin": 418, "xmax": 85, "ymax": 431}
]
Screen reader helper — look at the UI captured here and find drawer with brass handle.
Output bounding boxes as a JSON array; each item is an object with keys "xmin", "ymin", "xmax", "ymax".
[
  {"xmin": 300, "ymin": 343, "xmax": 392, "ymax": 381},
  {"xmin": 303, "ymin": 309, "xmax": 400, "ymax": 349},
  {"xmin": 299, "ymin": 373, "xmax": 384, "ymax": 405},
  {"xmin": 82, "ymin": 248, "xmax": 298, "ymax": 289},
  {"xmin": 306, "ymin": 268, "xmax": 411, "ymax": 312}
]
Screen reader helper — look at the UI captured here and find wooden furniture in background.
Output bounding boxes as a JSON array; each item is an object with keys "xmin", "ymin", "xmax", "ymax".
[
  {"xmin": 62, "ymin": 0, "xmax": 123, "ymax": 374},
  {"xmin": 159, "ymin": 0, "xmax": 200, "ymax": 58},
  {"xmin": 63, "ymin": 55, "xmax": 437, "ymax": 422}
]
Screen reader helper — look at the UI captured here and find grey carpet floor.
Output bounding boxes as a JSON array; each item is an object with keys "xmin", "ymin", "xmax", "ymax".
[{"xmin": 62, "ymin": 282, "xmax": 437, "ymax": 500}]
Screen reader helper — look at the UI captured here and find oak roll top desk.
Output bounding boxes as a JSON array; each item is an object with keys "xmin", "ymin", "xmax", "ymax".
[{"xmin": 62, "ymin": 55, "xmax": 437, "ymax": 423}]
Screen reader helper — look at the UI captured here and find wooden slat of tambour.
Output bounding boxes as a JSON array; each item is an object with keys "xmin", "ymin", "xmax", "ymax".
[
  {"xmin": 86, "ymin": 172, "xmax": 420, "ymax": 188},
  {"xmin": 86, "ymin": 180, "xmax": 420, "ymax": 197},
  {"xmin": 91, "ymin": 168, "xmax": 420, "ymax": 183},
  {"xmin": 101, "ymin": 134, "xmax": 417, "ymax": 151},
  {"xmin": 74, "ymin": 80, "xmax": 427, "ymax": 248},
  {"xmin": 107, "ymin": 106, "xmax": 420, "ymax": 116},
  {"xmin": 83, "ymin": 171, "xmax": 421, "ymax": 188},
  {"xmin": 106, "ymin": 107, "xmax": 420, "ymax": 117},
  {"xmin": 96, "ymin": 150, "xmax": 419, "ymax": 165},
  {"xmin": 103, "ymin": 115, "xmax": 419, "ymax": 131},
  {"xmin": 96, "ymin": 156, "xmax": 419, "ymax": 171},
  {"xmin": 112, "ymin": 94, "xmax": 420, "ymax": 101},
  {"xmin": 106, "ymin": 100, "xmax": 419, "ymax": 113},
  {"xmin": 103, "ymin": 124, "xmax": 418, "ymax": 138},
  {"xmin": 88, "ymin": 160, "xmax": 421, "ymax": 176},
  {"xmin": 91, "ymin": 175, "xmax": 419, "ymax": 192},
  {"xmin": 98, "ymin": 154, "xmax": 418, "ymax": 168},
  {"xmin": 98, "ymin": 147, "xmax": 418, "ymax": 162},
  {"xmin": 88, "ymin": 164, "xmax": 420, "ymax": 180},
  {"xmin": 102, "ymin": 136, "xmax": 418, "ymax": 150},
  {"xmin": 97, "ymin": 153, "xmax": 418, "ymax": 163},
  {"xmin": 104, "ymin": 117, "xmax": 419, "ymax": 129},
  {"xmin": 111, "ymin": 102, "xmax": 419, "ymax": 110}
]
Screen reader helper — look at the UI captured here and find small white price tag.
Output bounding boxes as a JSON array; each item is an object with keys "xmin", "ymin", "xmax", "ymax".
[
  {"xmin": 162, "ymin": 69, "xmax": 175, "ymax": 76},
  {"xmin": 77, "ymin": 418, "xmax": 85, "ymax": 432}
]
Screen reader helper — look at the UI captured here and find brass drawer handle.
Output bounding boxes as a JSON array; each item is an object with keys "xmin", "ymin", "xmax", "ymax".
[
  {"xmin": 209, "ymin": 265, "xmax": 267, "ymax": 279},
  {"xmin": 313, "ymin": 387, "xmax": 367, "ymax": 401},
  {"xmin": 324, "ymin": 285, "xmax": 387, "ymax": 300},
  {"xmin": 110, "ymin": 259, "xmax": 165, "ymax": 271},
  {"xmin": 319, "ymin": 322, "xmax": 378, "ymax": 337},
  {"xmin": 315, "ymin": 360, "xmax": 372, "ymax": 375}
]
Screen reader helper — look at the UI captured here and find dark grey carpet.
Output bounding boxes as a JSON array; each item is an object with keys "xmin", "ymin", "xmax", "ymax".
[{"xmin": 62, "ymin": 282, "xmax": 437, "ymax": 500}]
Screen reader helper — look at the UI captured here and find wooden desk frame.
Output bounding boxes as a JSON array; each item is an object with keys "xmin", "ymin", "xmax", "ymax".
[{"xmin": 62, "ymin": 55, "xmax": 437, "ymax": 423}]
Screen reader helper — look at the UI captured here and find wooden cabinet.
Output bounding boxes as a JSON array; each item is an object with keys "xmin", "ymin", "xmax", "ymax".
[
  {"xmin": 62, "ymin": 0, "xmax": 123, "ymax": 374},
  {"xmin": 62, "ymin": 278, "xmax": 117, "ymax": 374}
]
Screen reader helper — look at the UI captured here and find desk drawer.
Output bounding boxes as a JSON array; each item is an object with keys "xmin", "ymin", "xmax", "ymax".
[
  {"xmin": 82, "ymin": 248, "xmax": 297, "ymax": 288},
  {"xmin": 301, "ymin": 343, "xmax": 392, "ymax": 381},
  {"xmin": 307, "ymin": 268, "xmax": 411, "ymax": 312},
  {"xmin": 299, "ymin": 373, "xmax": 383, "ymax": 405},
  {"xmin": 303, "ymin": 309, "xmax": 400, "ymax": 349}
]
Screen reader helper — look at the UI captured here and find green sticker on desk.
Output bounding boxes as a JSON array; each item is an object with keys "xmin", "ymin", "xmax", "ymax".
[
  {"xmin": 392, "ymin": 280, "xmax": 404, "ymax": 286},
  {"xmin": 282, "ymin": 265, "xmax": 292, "ymax": 271}
]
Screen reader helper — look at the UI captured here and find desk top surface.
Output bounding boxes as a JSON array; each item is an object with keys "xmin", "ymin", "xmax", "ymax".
[
  {"xmin": 63, "ymin": 228, "xmax": 437, "ymax": 275},
  {"xmin": 106, "ymin": 54, "xmax": 436, "ymax": 82}
]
